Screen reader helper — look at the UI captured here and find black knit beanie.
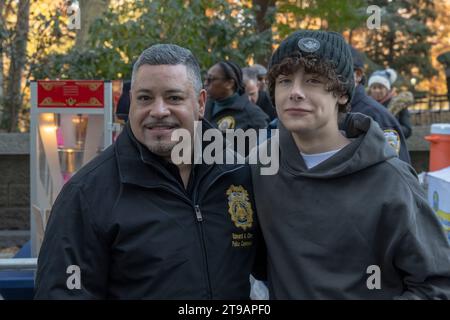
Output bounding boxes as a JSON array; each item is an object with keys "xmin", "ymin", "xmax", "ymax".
[{"xmin": 269, "ymin": 30, "xmax": 355, "ymax": 102}]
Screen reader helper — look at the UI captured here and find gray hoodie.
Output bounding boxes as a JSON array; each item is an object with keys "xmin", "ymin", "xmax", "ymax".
[{"xmin": 252, "ymin": 112, "xmax": 450, "ymax": 299}]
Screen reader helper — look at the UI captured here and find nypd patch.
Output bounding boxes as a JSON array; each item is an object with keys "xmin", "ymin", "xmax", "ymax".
[
  {"xmin": 298, "ymin": 38, "xmax": 321, "ymax": 53},
  {"xmin": 226, "ymin": 185, "xmax": 253, "ymax": 231},
  {"xmin": 383, "ymin": 129, "xmax": 400, "ymax": 155},
  {"xmin": 217, "ymin": 116, "xmax": 236, "ymax": 131}
]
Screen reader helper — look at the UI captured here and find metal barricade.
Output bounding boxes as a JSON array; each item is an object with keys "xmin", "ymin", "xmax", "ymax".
[{"xmin": 0, "ymin": 258, "xmax": 37, "ymax": 272}]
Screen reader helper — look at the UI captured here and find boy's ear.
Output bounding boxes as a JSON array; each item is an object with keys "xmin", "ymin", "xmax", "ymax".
[{"xmin": 338, "ymin": 95, "xmax": 349, "ymax": 105}]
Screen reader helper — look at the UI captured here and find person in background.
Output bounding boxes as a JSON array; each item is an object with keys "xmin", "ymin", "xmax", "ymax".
[
  {"xmin": 203, "ymin": 60, "xmax": 269, "ymax": 134},
  {"xmin": 242, "ymin": 67, "xmax": 260, "ymax": 105},
  {"xmin": 368, "ymin": 69, "xmax": 413, "ymax": 139},
  {"xmin": 243, "ymin": 67, "xmax": 277, "ymax": 121},
  {"xmin": 116, "ymin": 80, "xmax": 131, "ymax": 122},
  {"xmin": 349, "ymin": 47, "xmax": 411, "ymax": 163},
  {"xmin": 250, "ymin": 64, "xmax": 268, "ymax": 92}
]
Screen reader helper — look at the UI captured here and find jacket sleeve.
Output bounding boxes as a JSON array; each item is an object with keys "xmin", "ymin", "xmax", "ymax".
[
  {"xmin": 397, "ymin": 109, "xmax": 412, "ymax": 139},
  {"xmin": 391, "ymin": 171, "xmax": 450, "ymax": 299},
  {"xmin": 363, "ymin": 105, "xmax": 411, "ymax": 164},
  {"xmin": 34, "ymin": 183, "xmax": 110, "ymax": 299}
]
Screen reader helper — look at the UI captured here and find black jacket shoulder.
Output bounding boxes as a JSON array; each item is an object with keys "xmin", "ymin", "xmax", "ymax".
[{"xmin": 350, "ymin": 85, "xmax": 411, "ymax": 164}]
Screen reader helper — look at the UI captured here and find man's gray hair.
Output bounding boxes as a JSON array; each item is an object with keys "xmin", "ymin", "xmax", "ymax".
[
  {"xmin": 131, "ymin": 44, "xmax": 203, "ymax": 95},
  {"xmin": 242, "ymin": 67, "xmax": 258, "ymax": 83}
]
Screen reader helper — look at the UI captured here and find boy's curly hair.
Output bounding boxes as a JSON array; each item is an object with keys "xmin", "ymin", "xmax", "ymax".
[{"xmin": 268, "ymin": 53, "xmax": 352, "ymax": 113}]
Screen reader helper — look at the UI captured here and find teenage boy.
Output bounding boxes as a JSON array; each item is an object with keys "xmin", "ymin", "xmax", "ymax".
[{"xmin": 252, "ymin": 30, "xmax": 450, "ymax": 299}]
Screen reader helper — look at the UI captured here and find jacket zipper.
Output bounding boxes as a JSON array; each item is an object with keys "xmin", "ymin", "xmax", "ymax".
[
  {"xmin": 194, "ymin": 204, "xmax": 213, "ymax": 299},
  {"xmin": 142, "ymin": 185, "xmax": 213, "ymax": 298},
  {"xmin": 192, "ymin": 165, "xmax": 245, "ymax": 299},
  {"xmin": 139, "ymin": 159, "xmax": 245, "ymax": 299},
  {"xmin": 194, "ymin": 205, "xmax": 203, "ymax": 222}
]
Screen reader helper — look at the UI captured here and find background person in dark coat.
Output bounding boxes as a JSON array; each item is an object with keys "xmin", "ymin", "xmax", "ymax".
[
  {"xmin": 204, "ymin": 61, "xmax": 268, "ymax": 132},
  {"xmin": 349, "ymin": 47, "xmax": 411, "ymax": 163},
  {"xmin": 116, "ymin": 80, "xmax": 131, "ymax": 122},
  {"xmin": 204, "ymin": 61, "xmax": 269, "ymax": 156}
]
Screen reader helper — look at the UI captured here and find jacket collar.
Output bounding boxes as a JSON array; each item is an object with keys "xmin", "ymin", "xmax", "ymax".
[
  {"xmin": 278, "ymin": 116, "xmax": 364, "ymax": 175},
  {"xmin": 115, "ymin": 122, "xmax": 181, "ymax": 189},
  {"xmin": 115, "ymin": 121, "xmax": 242, "ymax": 190},
  {"xmin": 205, "ymin": 93, "xmax": 250, "ymax": 118}
]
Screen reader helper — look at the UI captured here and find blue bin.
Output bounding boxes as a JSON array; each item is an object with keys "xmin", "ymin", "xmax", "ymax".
[{"xmin": 0, "ymin": 241, "xmax": 35, "ymax": 300}]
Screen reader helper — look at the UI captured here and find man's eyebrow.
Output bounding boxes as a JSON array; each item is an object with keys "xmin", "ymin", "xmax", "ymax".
[
  {"xmin": 135, "ymin": 88, "xmax": 152, "ymax": 94},
  {"xmin": 165, "ymin": 89, "xmax": 185, "ymax": 94},
  {"xmin": 133, "ymin": 88, "xmax": 186, "ymax": 94}
]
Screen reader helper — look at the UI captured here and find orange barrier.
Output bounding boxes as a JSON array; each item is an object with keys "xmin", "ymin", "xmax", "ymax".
[{"xmin": 425, "ymin": 124, "xmax": 450, "ymax": 171}]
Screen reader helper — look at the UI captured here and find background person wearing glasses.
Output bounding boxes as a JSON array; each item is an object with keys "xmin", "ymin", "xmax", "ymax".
[{"xmin": 203, "ymin": 61, "xmax": 269, "ymax": 149}]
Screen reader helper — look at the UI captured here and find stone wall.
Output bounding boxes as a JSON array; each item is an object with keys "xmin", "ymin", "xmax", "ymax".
[
  {"xmin": 0, "ymin": 155, "xmax": 30, "ymax": 230},
  {"xmin": 0, "ymin": 134, "xmax": 30, "ymax": 249},
  {"xmin": 407, "ymin": 125, "xmax": 431, "ymax": 173}
]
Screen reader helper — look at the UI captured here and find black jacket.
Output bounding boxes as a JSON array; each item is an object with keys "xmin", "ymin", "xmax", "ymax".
[
  {"xmin": 381, "ymin": 97, "xmax": 412, "ymax": 139},
  {"xmin": 396, "ymin": 108, "xmax": 412, "ymax": 139},
  {"xmin": 34, "ymin": 122, "xmax": 264, "ymax": 299},
  {"xmin": 204, "ymin": 93, "xmax": 269, "ymax": 132},
  {"xmin": 351, "ymin": 84, "xmax": 411, "ymax": 163}
]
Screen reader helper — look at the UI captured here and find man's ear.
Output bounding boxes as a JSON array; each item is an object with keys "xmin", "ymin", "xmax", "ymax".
[{"xmin": 197, "ymin": 89, "xmax": 207, "ymax": 119}]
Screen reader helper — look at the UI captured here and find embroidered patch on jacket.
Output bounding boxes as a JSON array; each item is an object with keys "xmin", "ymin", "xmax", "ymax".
[
  {"xmin": 383, "ymin": 129, "xmax": 400, "ymax": 155},
  {"xmin": 226, "ymin": 185, "xmax": 253, "ymax": 230},
  {"xmin": 217, "ymin": 116, "xmax": 236, "ymax": 131},
  {"xmin": 298, "ymin": 37, "xmax": 321, "ymax": 53}
]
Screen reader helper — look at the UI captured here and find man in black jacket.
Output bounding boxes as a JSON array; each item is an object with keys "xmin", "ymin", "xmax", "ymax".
[
  {"xmin": 349, "ymin": 47, "xmax": 411, "ymax": 163},
  {"xmin": 34, "ymin": 44, "xmax": 264, "ymax": 299}
]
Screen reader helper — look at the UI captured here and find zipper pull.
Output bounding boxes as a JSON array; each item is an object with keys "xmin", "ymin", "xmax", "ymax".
[{"xmin": 194, "ymin": 205, "xmax": 203, "ymax": 222}]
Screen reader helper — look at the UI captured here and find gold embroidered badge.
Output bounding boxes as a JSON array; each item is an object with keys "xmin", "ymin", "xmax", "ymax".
[
  {"xmin": 226, "ymin": 185, "xmax": 253, "ymax": 230},
  {"xmin": 217, "ymin": 116, "xmax": 236, "ymax": 131}
]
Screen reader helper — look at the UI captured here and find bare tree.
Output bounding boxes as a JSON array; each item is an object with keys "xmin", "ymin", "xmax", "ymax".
[
  {"xmin": 2, "ymin": 0, "xmax": 30, "ymax": 132},
  {"xmin": 74, "ymin": 0, "xmax": 110, "ymax": 48},
  {"xmin": 0, "ymin": 1, "xmax": 7, "ymax": 128},
  {"xmin": 253, "ymin": 0, "xmax": 276, "ymax": 65}
]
